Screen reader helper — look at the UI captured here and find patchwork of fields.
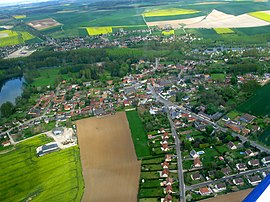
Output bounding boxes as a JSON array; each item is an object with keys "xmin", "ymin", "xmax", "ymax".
[
  {"xmin": 0, "ymin": 135, "xmax": 84, "ymax": 202},
  {"xmin": 0, "ymin": 30, "xmax": 34, "ymax": 47}
]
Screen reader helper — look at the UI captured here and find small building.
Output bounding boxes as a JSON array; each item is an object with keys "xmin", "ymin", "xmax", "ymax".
[
  {"xmin": 194, "ymin": 157, "xmax": 202, "ymax": 168},
  {"xmin": 36, "ymin": 142, "xmax": 60, "ymax": 157},
  {"xmin": 262, "ymin": 156, "xmax": 270, "ymax": 164},
  {"xmin": 246, "ymin": 149, "xmax": 255, "ymax": 157},
  {"xmin": 190, "ymin": 149, "xmax": 199, "ymax": 159},
  {"xmin": 1, "ymin": 140, "xmax": 11, "ymax": 147},
  {"xmin": 248, "ymin": 159, "xmax": 260, "ymax": 167},
  {"xmin": 161, "ymin": 161, "xmax": 170, "ymax": 169},
  {"xmin": 165, "ymin": 154, "xmax": 172, "ymax": 162},
  {"xmin": 161, "ymin": 169, "xmax": 170, "ymax": 178},
  {"xmin": 248, "ymin": 175, "xmax": 262, "ymax": 186},
  {"xmin": 236, "ymin": 163, "xmax": 247, "ymax": 171},
  {"xmin": 239, "ymin": 114, "xmax": 256, "ymax": 123},
  {"xmin": 227, "ymin": 141, "xmax": 237, "ymax": 150},
  {"xmin": 215, "ymin": 183, "xmax": 226, "ymax": 192},
  {"xmin": 191, "ymin": 172, "xmax": 201, "ymax": 181},
  {"xmin": 233, "ymin": 178, "xmax": 244, "ymax": 186},
  {"xmin": 52, "ymin": 127, "xmax": 64, "ymax": 136},
  {"xmin": 163, "ymin": 194, "xmax": 172, "ymax": 202},
  {"xmin": 164, "ymin": 185, "xmax": 173, "ymax": 194},
  {"xmin": 199, "ymin": 187, "xmax": 212, "ymax": 196}
]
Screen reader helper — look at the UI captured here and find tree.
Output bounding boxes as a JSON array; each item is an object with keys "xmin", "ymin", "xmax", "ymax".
[{"xmin": 0, "ymin": 102, "xmax": 15, "ymax": 117}]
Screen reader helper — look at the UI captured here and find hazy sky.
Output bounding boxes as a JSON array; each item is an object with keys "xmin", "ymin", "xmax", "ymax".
[{"xmin": 0, "ymin": 0, "xmax": 50, "ymax": 5}]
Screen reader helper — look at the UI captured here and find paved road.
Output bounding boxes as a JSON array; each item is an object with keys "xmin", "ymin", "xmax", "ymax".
[
  {"xmin": 186, "ymin": 166, "xmax": 270, "ymax": 190},
  {"xmin": 167, "ymin": 110, "xmax": 186, "ymax": 202}
]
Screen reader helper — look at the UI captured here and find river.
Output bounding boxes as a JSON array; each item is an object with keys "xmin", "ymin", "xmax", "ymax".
[{"xmin": 0, "ymin": 77, "xmax": 25, "ymax": 107}]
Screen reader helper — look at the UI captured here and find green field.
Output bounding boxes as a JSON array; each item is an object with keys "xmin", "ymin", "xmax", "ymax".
[
  {"xmin": 0, "ymin": 30, "xmax": 34, "ymax": 47},
  {"xmin": 214, "ymin": 28, "xmax": 234, "ymax": 34},
  {"xmin": 0, "ymin": 135, "xmax": 84, "ymax": 202},
  {"xmin": 211, "ymin": 73, "xmax": 226, "ymax": 82},
  {"xmin": 249, "ymin": 11, "xmax": 270, "ymax": 22},
  {"xmin": 258, "ymin": 126, "xmax": 270, "ymax": 146},
  {"xmin": 238, "ymin": 83, "xmax": 270, "ymax": 116},
  {"xmin": 126, "ymin": 110, "xmax": 151, "ymax": 158}
]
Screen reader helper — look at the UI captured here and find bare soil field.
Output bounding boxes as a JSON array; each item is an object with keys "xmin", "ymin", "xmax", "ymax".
[
  {"xmin": 76, "ymin": 112, "xmax": 141, "ymax": 202},
  {"xmin": 147, "ymin": 10, "xmax": 270, "ymax": 29},
  {"xmin": 202, "ymin": 189, "xmax": 253, "ymax": 202},
  {"xmin": 27, "ymin": 18, "xmax": 61, "ymax": 30}
]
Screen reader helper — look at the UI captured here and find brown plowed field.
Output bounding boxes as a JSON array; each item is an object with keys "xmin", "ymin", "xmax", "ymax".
[{"xmin": 76, "ymin": 112, "xmax": 141, "ymax": 202}]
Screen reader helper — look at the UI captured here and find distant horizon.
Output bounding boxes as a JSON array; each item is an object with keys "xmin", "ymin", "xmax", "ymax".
[{"xmin": 0, "ymin": 0, "xmax": 53, "ymax": 6}]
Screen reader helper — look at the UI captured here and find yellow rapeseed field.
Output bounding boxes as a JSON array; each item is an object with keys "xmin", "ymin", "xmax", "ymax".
[
  {"xmin": 13, "ymin": 15, "xmax": 26, "ymax": 19},
  {"xmin": 214, "ymin": 28, "xmax": 234, "ymax": 34},
  {"xmin": 86, "ymin": 27, "xmax": 113, "ymax": 35},
  {"xmin": 143, "ymin": 8, "xmax": 199, "ymax": 17},
  {"xmin": 249, "ymin": 11, "xmax": 270, "ymax": 22},
  {"xmin": 162, "ymin": 30, "xmax": 175, "ymax": 35}
]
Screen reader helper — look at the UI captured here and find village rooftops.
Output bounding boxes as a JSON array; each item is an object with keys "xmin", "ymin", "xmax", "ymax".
[{"xmin": 248, "ymin": 159, "xmax": 260, "ymax": 167}]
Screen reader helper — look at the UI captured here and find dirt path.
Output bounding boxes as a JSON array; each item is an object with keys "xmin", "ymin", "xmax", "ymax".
[
  {"xmin": 76, "ymin": 112, "xmax": 141, "ymax": 202},
  {"xmin": 202, "ymin": 189, "xmax": 253, "ymax": 202}
]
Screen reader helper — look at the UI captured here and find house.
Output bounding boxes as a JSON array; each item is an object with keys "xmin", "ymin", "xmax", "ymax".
[
  {"xmin": 161, "ymin": 161, "xmax": 170, "ymax": 169},
  {"xmin": 165, "ymin": 154, "xmax": 172, "ymax": 162},
  {"xmin": 162, "ymin": 132, "xmax": 170, "ymax": 140},
  {"xmin": 161, "ymin": 169, "xmax": 170, "ymax": 178},
  {"xmin": 233, "ymin": 178, "xmax": 244, "ymax": 186},
  {"xmin": 262, "ymin": 156, "xmax": 270, "ymax": 164},
  {"xmin": 239, "ymin": 114, "xmax": 256, "ymax": 123},
  {"xmin": 227, "ymin": 141, "xmax": 237, "ymax": 150},
  {"xmin": 161, "ymin": 143, "xmax": 170, "ymax": 152},
  {"xmin": 123, "ymin": 100, "xmax": 130, "ymax": 107},
  {"xmin": 166, "ymin": 178, "xmax": 173, "ymax": 186},
  {"xmin": 246, "ymin": 149, "xmax": 255, "ymax": 157},
  {"xmin": 236, "ymin": 163, "xmax": 247, "ymax": 171},
  {"xmin": 221, "ymin": 167, "xmax": 231, "ymax": 175},
  {"xmin": 190, "ymin": 149, "xmax": 199, "ymax": 159},
  {"xmin": 215, "ymin": 183, "xmax": 226, "ymax": 192},
  {"xmin": 163, "ymin": 194, "xmax": 172, "ymax": 202},
  {"xmin": 199, "ymin": 187, "xmax": 212, "ymax": 196},
  {"xmin": 247, "ymin": 175, "xmax": 262, "ymax": 186},
  {"xmin": 191, "ymin": 172, "xmax": 201, "ymax": 181},
  {"xmin": 194, "ymin": 157, "xmax": 202, "ymax": 168},
  {"xmin": 248, "ymin": 159, "xmax": 260, "ymax": 167},
  {"xmin": 164, "ymin": 185, "xmax": 173, "ymax": 194},
  {"xmin": 186, "ymin": 135, "xmax": 194, "ymax": 142},
  {"xmin": 1, "ymin": 140, "xmax": 11, "ymax": 147}
]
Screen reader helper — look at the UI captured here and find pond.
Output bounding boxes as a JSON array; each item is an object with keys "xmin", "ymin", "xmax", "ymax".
[{"xmin": 0, "ymin": 77, "xmax": 25, "ymax": 107}]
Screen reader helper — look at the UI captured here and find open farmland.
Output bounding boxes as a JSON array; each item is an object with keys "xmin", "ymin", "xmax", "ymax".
[
  {"xmin": 237, "ymin": 83, "xmax": 270, "ymax": 116},
  {"xmin": 162, "ymin": 30, "xmax": 175, "ymax": 35},
  {"xmin": 0, "ymin": 30, "xmax": 34, "ymax": 47},
  {"xmin": 214, "ymin": 28, "xmax": 234, "ymax": 34},
  {"xmin": 76, "ymin": 112, "xmax": 141, "ymax": 202},
  {"xmin": 27, "ymin": 18, "xmax": 62, "ymax": 30},
  {"xmin": 249, "ymin": 10, "xmax": 270, "ymax": 22},
  {"xmin": 13, "ymin": 15, "xmax": 26, "ymax": 19},
  {"xmin": 86, "ymin": 27, "xmax": 112, "ymax": 35},
  {"xmin": 143, "ymin": 8, "xmax": 199, "ymax": 17},
  {"xmin": 0, "ymin": 135, "xmax": 84, "ymax": 202}
]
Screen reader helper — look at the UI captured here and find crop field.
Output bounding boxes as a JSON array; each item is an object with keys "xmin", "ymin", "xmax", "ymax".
[
  {"xmin": 0, "ymin": 135, "xmax": 84, "ymax": 202},
  {"xmin": 0, "ymin": 30, "xmax": 34, "ymax": 47},
  {"xmin": 249, "ymin": 11, "xmax": 270, "ymax": 22},
  {"xmin": 13, "ymin": 15, "xmax": 26, "ymax": 19},
  {"xmin": 211, "ymin": 73, "xmax": 226, "ymax": 81},
  {"xmin": 86, "ymin": 27, "xmax": 113, "ymax": 35},
  {"xmin": 76, "ymin": 112, "xmax": 141, "ymax": 202},
  {"xmin": 162, "ymin": 30, "xmax": 175, "ymax": 35},
  {"xmin": 214, "ymin": 28, "xmax": 234, "ymax": 34},
  {"xmin": 143, "ymin": 8, "xmax": 200, "ymax": 17},
  {"xmin": 27, "ymin": 18, "xmax": 62, "ymax": 30},
  {"xmin": 126, "ymin": 110, "xmax": 150, "ymax": 158},
  {"xmin": 238, "ymin": 83, "xmax": 270, "ymax": 116}
]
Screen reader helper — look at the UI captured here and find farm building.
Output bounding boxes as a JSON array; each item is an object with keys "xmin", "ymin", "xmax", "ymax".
[
  {"xmin": 52, "ymin": 127, "xmax": 64, "ymax": 135},
  {"xmin": 36, "ymin": 142, "xmax": 60, "ymax": 156}
]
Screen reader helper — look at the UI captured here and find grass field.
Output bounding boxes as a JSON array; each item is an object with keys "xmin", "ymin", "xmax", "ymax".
[
  {"xmin": 13, "ymin": 15, "xmax": 26, "ymax": 19},
  {"xmin": 126, "ymin": 110, "xmax": 151, "ymax": 158},
  {"xmin": 214, "ymin": 28, "xmax": 234, "ymax": 34},
  {"xmin": 0, "ymin": 135, "xmax": 84, "ymax": 202},
  {"xmin": 143, "ymin": 8, "xmax": 199, "ymax": 17},
  {"xmin": 211, "ymin": 73, "xmax": 226, "ymax": 81},
  {"xmin": 238, "ymin": 83, "xmax": 270, "ymax": 116},
  {"xmin": 162, "ymin": 30, "xmax": 174, "ymax": 35},
  {"xmin": 258, "ymin": 126, "xmax": 270, "ymax": 146},
  {"xmin": 86, "ymin": 27, "xmax": 113, "ymax": 35},
  {"xmin": 249, "ymin": 11, "xmax": 270, "ymax": 22}
]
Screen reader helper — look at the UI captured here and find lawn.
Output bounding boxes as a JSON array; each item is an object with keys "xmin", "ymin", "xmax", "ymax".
[
  {"xmin": 249, "ymin": 11, "xmax": 270, "ymax": 22},
  {"xmin": 126, "ymin": 110, "xmax": 151, "ymax": 158},
  {"xmin": 237, "ymin": 83, "xmax": 270, "ymax": 116},
  {"xmin": 0, "ymin": 135, "xmax": 84, "ymax": 202},
  {"xmin": 211, "ymin": 73, "xmax": 226, "ymax": 82},
  {"xmin": 214, "ymin": 28, "xmax": 234, "ymax": 34},
  {"xmin": 143, "ymin": 8, "xmax": 199, "ymax": 17},
  {"xmin": 86, "ymin": 27, "xmax": 113, "ymax": 36}
]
